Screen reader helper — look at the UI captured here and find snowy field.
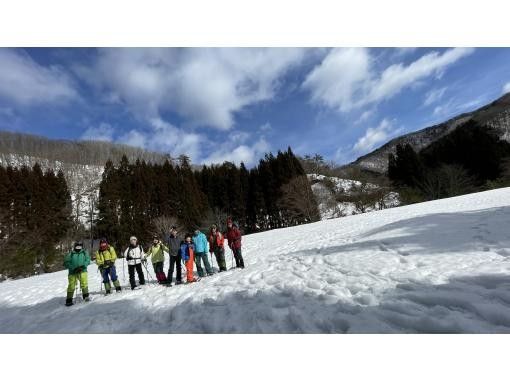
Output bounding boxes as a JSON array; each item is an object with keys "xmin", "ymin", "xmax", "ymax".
[{"xmin": 1, "ymin": 188, "xmax": 510, "ymax": 333}]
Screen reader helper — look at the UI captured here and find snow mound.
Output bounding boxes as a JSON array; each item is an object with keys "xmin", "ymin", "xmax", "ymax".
[{"xmin": 2, "ymin": 188, "xmax": 510, "ymax": 333}]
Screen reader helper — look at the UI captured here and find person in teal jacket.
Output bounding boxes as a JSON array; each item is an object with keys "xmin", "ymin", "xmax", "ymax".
[
  {"xmin": 192, "ymin": 229, "xmax": 213, "ymax": 277},
  {"xmin": 63, "ymin": 241, "xmax": 91, "ymax": 306}
]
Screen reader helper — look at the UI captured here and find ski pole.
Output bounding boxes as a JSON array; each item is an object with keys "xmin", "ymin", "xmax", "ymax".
[
  {"xmin": 231, "ymin": 249, "xmax": 234, "ymax": 269},
  {"xmin": 74, "ymin": 273, "xmax": 80, "ymax": 304}
]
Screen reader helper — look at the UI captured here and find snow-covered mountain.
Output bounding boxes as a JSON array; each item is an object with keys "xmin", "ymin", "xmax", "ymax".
[
  {"xmin": 350, "ymin": 92, "xmax": 510, "ymax": 173},
  {"xmin": 0, "ymin": 131, "xmax": 169, "ymax": 226},
  {"xmin": 1, "ymin": 187, "xmax": 509, "ymax": 333}
]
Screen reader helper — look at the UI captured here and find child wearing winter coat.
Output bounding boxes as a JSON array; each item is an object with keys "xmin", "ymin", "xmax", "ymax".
[
  {"xmin": 95, "ymin": 238, "xmax": 122, "ymax": 294},
  {"xmin": 123, "ymin": 236, "xmax": 146, "ymax": 290},
  {"xmin": 209, "ymin": 224, "xmax": 227, "ymax": 272},
  {"xmin": 193, "ymin": 229, "xmax": 214, "ymax": 277},
  {"xmin": 63, "ymin": 241, "xmax": 91, "ymax": 306},
  {"xmin": 180, "ymin": 234, "xmax": 198, "ymax": 283},
  {"xmin": 145, "ymin": 236, "xmax": 169, "ymax": 284}
]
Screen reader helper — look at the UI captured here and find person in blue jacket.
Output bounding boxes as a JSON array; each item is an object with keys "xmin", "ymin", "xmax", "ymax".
[{"xmin": 192, "ymin": 229, "xmax": 214, "ymax": 277}]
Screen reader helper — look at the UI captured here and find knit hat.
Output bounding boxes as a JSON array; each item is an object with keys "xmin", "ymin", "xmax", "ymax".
[
  {"xmin": 130, "ymin": 236, "xmax": 137, "ymax": 242},
  {"xmin": 74, "ymin": 242, "xmax": 83, "ymax": 251},
  {"xmin": 185, "ymin": 233, "xmax": 192, "ymax": 239}
]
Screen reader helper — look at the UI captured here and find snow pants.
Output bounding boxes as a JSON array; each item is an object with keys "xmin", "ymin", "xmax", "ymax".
[
  {"xmin": 153, "ymin": 261, "xmax": 167, "ymax": 283},
  {"xmin": 212, "ymin": 247, "xmax": 227, "ymax": 271},
  {"xmin": 185, "ymin": 251, "xmax": 195, "ymax": 282},
  {"xmin": 195, "ymin": 251, "xmax": 213, "ymax": 276},
  {"xmin": 232, "ymin": 248, "xmax": 245, "ymax": 268},
  {"xmin": 101, "ymin": 266, "xmax": 121, "ymax": 292},
  {"xmin": 128, "ymin": 263, "xmax": 145, "ymax": 289},
  {"xmin": 167, "ymin": 254, "xmax": 182, "ymax": 284},
  {"xmin": 67, "ymin": 272, "xmax": 89, "ymax": 299}
]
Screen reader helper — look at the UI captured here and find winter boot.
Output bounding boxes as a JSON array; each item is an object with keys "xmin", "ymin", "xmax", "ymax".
[
  {"xmin": 175, "ymin": 280, "xmax": 183, "ymax": 285},
  {"xmin": 82, "ymin": 288, "xmax": 90, "ymax": 302},
  {"xmin": 65, "ymin": 292, "xmax": 74, "ymax": 306},
  {"xmin": 105, "ymin": 282, "xmax": 111, "ymax": 295}
]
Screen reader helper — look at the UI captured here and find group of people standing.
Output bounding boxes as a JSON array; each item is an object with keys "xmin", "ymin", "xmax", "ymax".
[{"xmin": 63, "ymin": 217, "xmax": 245, "ymax": 306}]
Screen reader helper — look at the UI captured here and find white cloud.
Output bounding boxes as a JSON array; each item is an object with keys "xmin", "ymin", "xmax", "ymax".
[
  {"xmin": 353, "ymin": 118, "xmax": 401, "ymax": 154},
  {"xmin": 81, "ymin": 122, "xmax": 115, "ymax": 142},
  {"xmin": 80, "ymin": 48, "xmax": 309, "ymax": 130},
  {"xmin": 118, "ymin": 117, "xmax": 203, "ymax": 162},
  {"xmin": 201, "ymin": 135, "xmax": 270, "ymax": 166},
  {"xmin": 423, "ymin": 87, "xmax": 447, "ymax": 107},
  {"xmin": 355, "ymin": 109, "xmax": 375, "ymax": 124},
  {"xmin": 0, "ymin": 48, "xmax": 78, "ymax": 106},
  {"xmin": 503, "ymin": 82, "xmax": 510, "ymax": 94},
  {"xmin": 303, "ymin": 48, "xmax": 474, "ymax": 112},
  {"xmin": 302, "ymin": 48, "xmax": 371, "ymax": 112}
]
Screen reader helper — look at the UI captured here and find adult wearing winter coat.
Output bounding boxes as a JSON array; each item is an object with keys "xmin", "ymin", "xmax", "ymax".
[
  {"xmin": 95, "ymin": 238, "xmax": 122, "ymax": 294},
  {"xmin": 63, "ymin": 241, "xmax": 91, "ymax": 306},
  {"xmin": 166, "ymin": 226, "xmax": 182, "ymax": 285},
  {"xmin": 145, "ymin": 236, "xmax": 169, "ymax": 284},
  {"xmin": 192, "ymin": 229, "xmax": 213, "ymax": 277},
  {"xmin": 123, "ymin": 236, "xmax": 146, "ymax": 290},
  {"xmin": 225, "ymin": 217, "xmax": 245, "ymax": 268},
  {"xmin": 180, "ymin": 234, "xmax": 198, "ymax": 283},
  {"xmin": 209, "ymin": 224, "xmax": 227, "ymax": 272}
]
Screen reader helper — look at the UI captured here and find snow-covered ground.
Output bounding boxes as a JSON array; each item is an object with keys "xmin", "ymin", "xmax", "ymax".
[{"xmin": 1, "ymin": 188, "xmax": 510, "ymax": 333}]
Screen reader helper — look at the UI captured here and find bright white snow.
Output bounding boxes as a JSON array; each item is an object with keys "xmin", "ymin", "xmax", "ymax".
[{"xmin": 1, "ymin": 188, "xmax": 510, "ymax": 333}]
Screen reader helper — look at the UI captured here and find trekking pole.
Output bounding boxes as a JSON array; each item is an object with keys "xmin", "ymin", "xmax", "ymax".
[
  {"xmin": 122, "ymin": 256, "xmax": 126, "ymax": 282},
  {"xmin": 231, "ymin": 249, "xmax": 234, "ymax": 269},
  {"xmin": 74, "ymin": 273, "xmax": 80, "ymax": 304}
]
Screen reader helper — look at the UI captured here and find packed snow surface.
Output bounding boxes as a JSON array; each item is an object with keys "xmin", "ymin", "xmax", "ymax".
[{"xmin": 2, "ymin": 188, "xmax": 510, "ymax": 333}]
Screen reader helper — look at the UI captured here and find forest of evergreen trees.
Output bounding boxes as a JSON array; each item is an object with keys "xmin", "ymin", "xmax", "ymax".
[
  {"xmin": 0, "ymin": 164, "xmax": 72, "ymax": 277},
  {"xmin": 95, "ymin": 148, "xmax": 319, "ymax": 249},
  {"xmin": 388, "ymin": 120, "xmax": 510, "ymax": 202}
]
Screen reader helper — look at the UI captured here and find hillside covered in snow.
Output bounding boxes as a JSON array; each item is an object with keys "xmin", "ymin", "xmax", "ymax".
[
  {"xmin": 309, "ymin": 174, "xmax": 400, "ymax": 219},
  {"xmin": 1, "ymin": 187, "xmax": 510, "ymax": 333}
]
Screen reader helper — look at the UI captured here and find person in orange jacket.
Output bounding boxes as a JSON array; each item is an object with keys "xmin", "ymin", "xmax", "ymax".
[
  {"xmin": 180, "ymin": 233, "xmax": 199, "ymax": 283},
  {"xmin": 209, "ymin": 224, "xmax": 227, "ymax": 272}
]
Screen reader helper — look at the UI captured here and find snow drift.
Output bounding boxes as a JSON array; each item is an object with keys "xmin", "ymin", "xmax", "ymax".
[{"xmin": 1, "ymin": 188, "xmax": 510, "ymax": 333}]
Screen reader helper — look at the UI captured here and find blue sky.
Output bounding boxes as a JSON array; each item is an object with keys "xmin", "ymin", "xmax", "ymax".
[{"xmin": 0, "ymin": 47, "xmax": 509, "ymax": 166}]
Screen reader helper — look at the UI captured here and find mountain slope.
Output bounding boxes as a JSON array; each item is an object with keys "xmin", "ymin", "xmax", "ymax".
[
  {"xmin": 1, "ymin": 187, "xmax": 510, "ymax": 333},
  {"xmin": 351, "ymin": 93, "xmax": 510, "ymax": 173},
  {"xmin": 0, "ymin": 131, "xmax": 171, "ymax": 226}
]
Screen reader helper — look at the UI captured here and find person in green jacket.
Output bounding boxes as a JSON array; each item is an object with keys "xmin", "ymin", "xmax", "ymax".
[
  {"xmin": 145, "ymin": 236, "xmax": 169, "ymax": 284},
  {"xmin": 63, "ymin": 241, "xmax": 91, "ymax": 306},
  {"xmin": 95, "ymin": 238, "xmax": 122, "ymax": 294}
]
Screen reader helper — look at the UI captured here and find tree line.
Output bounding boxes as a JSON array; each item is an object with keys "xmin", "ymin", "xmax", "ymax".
[
  {"xmin": 95, "ymin": 148, "xmax": 320, "ymax": 249},
  {"xmin": 0, "ymin": 164, "xmax": 72, "ymax": 277},
  {"xmin": 388, "ymin": 120, "xmax": 510, "ymax": 202}
]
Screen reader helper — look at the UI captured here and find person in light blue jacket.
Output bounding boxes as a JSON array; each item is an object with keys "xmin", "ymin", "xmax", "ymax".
[{"xmin": 192, "ymin": 229, "xmax": 214, "ymax": 277}]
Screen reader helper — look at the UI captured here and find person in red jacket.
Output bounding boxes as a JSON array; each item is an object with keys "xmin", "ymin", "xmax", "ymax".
[
  {"xmin": 225, "ymin": 217, "xmax": 245, "ymax": 269},
  {"xmin": 209, "ymin": 224, "xmax": 227, "ymax": 272}
]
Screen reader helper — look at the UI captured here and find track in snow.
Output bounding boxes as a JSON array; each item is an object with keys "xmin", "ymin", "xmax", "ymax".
[{"xmin": 1, "ymin": 188, "xmax": 510, "ymax": 333}]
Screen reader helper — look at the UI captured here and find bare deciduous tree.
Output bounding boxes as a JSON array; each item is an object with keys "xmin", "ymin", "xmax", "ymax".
[{"xmin": 278, "ymin": 176, "xmax": 320, "ymax": 223}]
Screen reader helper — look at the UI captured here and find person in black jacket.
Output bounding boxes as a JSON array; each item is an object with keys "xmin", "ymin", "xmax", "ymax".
[
  {"xmin": 166, "ymin": 226, "xmax": 183, "ymax": 285},
  {"xmin": 123, "ymin": 236, "xmax": 146, "ymax": 290}
]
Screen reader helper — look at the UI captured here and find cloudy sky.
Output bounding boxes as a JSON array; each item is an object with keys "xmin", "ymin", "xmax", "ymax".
[{"xmin": 1, "ymin": 47, "xmax": 509, "ymax": 166}]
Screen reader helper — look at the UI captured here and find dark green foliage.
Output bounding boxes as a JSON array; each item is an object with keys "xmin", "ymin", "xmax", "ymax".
[
  {"xmin": 388, "ymin": 120, "xmax": 510, "ymax": 202},
  {"xmin": 0, "ymin": 164, "xmax": 72, "ymax": 277},
  {"xmin": 95, "ymin": 147, "xmax": 318, "ymax": 248}
]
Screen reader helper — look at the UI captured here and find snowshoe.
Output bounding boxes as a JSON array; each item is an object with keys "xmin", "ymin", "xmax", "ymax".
[
  {"xmin": 175, "ymin": 280, "xmax": 183, "ymax": 285},
  {"xmin": 207, "ymin": 272, "xmax": 215, "ymax": 276},
  {"xmin": 106, "ymin": 289, "xmax": 111, "ymax": 295},
  {"xmin": 65, "ymin": 299, "xmax": 73, "ymax": 307},
  {"xmin": 131, "ymin": 286, "xmax": 141, "ymax": 290},
  {"xmin": 83, "ymin": 294, "xmax": 90, "ymax": 302},
  {"xmin": 115, "ymin": 287, "xmax": 122, "ymax": 292}
]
